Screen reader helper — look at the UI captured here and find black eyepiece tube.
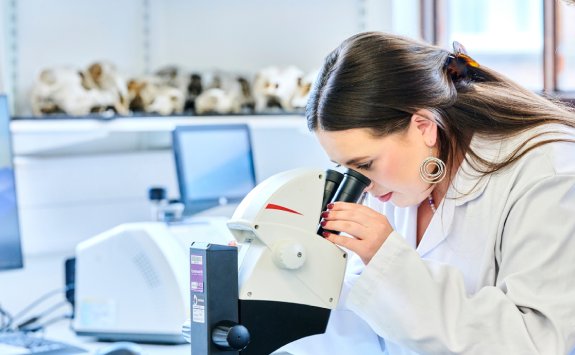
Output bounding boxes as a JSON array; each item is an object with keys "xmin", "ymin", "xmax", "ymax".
[
  {"xmin": 320, "ymin": 169, "xmax": 344, "ymax": 213},
  {"xmin": 331, "ymin": 169, "xmax": 371, "ymax": 204},
  {"xmin": 317, "ymin": 168, "xmax": 371, "ymax": 237}
]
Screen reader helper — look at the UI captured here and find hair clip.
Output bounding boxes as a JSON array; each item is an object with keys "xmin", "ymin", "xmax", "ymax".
[{"xmin": 445, "ymin": 41, "xmax": 480, "ymax": 82}]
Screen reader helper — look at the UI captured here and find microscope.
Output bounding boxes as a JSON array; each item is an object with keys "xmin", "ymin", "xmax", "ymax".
[{"xmin": 189, "ymin": 167, "xmax": 370, "ymax": 354}]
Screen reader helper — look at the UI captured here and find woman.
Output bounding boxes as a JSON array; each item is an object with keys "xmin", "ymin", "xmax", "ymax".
[{"xmin": 278, "ymin": 32, "xmax": 575, "ymax": 354}]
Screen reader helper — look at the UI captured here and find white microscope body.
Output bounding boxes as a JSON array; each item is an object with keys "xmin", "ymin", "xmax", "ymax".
[
  {"xmin": 228, "ymin": 167, "xmax": 348, "ymax": 309},
  {"xmin": 190, "ymin": 167, "xmax": 370, "ymax": 354}
]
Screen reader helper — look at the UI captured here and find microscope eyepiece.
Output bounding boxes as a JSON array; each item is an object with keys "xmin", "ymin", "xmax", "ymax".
[
  {"xmin": 320, "ymin": 169, "xmax": 344, "ymax": 213},
  {"xmin": 343, "ymin": 168, "xmax": 371, "ymax": 187},
  {"xmin": 330, "ymin": 169, "xmax": 371, "ymax": 204},
  {"xmin": 318, "ymin": 168, "xmax": 371, "ymax": 237}
]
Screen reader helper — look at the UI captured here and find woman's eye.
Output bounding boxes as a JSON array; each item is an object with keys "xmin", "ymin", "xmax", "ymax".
[{"xmin": 356, "ymin": 162, "xmax": 372, "ymax": 170}]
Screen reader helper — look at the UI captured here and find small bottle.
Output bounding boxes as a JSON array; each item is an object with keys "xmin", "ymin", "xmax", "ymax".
[
  {"xmin": 148, "ymin": 186, "xmax": 167, "ymax": 222},
  {"xmin": 162, "ymin": 199, "xmax": 185, "ymax": 223}
]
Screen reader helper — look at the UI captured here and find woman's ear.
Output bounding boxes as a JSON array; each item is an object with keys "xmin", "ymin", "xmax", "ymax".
[{"xmin": 410, "ymin": 109, "xmax": 438, "ymax": 147}]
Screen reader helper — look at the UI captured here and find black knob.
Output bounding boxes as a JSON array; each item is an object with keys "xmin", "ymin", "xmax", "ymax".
[{"xmin": 212, "ymin": 321, "xmax": 250, "ymax": 351}]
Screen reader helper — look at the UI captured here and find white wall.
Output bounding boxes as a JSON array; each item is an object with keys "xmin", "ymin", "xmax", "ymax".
[
  {"xmin": 1, "ymin": 0, "xmax": 419, "ymax": 115},
  {"xmin": 11, "ymin": 116, "xmax": 334, "ymax": 255},
  {"xmin": 151, "ymin": 0, "xmax": 362, "ymax": 73},
  {"xmin": 1, "ymin": 1, "xmax": 420, "ymax": 255}
]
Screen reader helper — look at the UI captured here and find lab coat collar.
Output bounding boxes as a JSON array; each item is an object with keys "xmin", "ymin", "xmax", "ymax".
[
  {"xmin": 449, "ymin": 134, "xmax": 502, "ymax": 206},
  {"xmin": 447, "ymin": 125, "xmax": 570, "ymax": 205},
  {"xmin": 416, "ymin": 196, "xmax": 455, "ymax": 256},
  {"xmin": 417, "ymin": 135, "xmax": 502, "ymax": 256}
]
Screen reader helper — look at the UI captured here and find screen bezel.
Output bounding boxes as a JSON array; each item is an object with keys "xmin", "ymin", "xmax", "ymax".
[{"xmin": 0, "ymin": 94, "xmax": 24, "ymax": 271}]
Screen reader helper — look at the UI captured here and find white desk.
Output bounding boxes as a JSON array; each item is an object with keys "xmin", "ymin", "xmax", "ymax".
[
  {"xmin": 44, "ymin": 322, "xmax": 189, "ymax": 355},
  {"xmin": 0, "ymin": 252, "xmax": 189, "ymax": 355}
]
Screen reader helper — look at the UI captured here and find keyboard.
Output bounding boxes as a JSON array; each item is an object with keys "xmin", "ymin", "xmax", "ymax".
[{"xmin": 0, "ymin": 331, "xmax": 86, "ymax": 354}]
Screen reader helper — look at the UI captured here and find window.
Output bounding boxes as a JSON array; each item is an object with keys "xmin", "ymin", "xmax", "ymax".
[
  {"xmin": 557, "ymin": 0, "xmax": 575, "ymax": 91},
  {"xmin": 443, "ymin": 0, "xmax": 543, "ymax": 90},
  {"xmin": 421, "ymin": 0, "xmax": 575, "ymax": 97}
]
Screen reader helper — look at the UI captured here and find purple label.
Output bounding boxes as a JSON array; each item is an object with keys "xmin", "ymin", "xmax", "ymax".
[{"xmin": 190, "ymin": 254, "xmax": 204, "ymax": 293}]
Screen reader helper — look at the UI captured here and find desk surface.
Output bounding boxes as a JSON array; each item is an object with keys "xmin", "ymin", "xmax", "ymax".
[
  {"xmin": 43, "ymin": 322, "xmax": 189, "ymax": 355},
  {"xmin": 0, "ymin": 252, "xmax": 189, "ymax": 355}
]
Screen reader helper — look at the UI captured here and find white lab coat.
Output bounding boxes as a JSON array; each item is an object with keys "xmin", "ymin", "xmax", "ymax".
[{"xmin": 277, "ymin": 127, "xmax": 575, "ymax": 354}]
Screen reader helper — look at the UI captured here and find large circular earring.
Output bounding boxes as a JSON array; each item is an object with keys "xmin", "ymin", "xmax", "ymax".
[{"xmin": 419, "ymin": 152, "xmax": 446, "ymax": 184}]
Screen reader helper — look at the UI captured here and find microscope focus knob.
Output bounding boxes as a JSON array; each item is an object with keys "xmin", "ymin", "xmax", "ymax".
[
  {"xmin": 212, "ymin": 321, "xmax": 250, "ymax": 351},
  {"xmin": 272, "ymin": 240, "xmax": 306, "ymax": 270}
]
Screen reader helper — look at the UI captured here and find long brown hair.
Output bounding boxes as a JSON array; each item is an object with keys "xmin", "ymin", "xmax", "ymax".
[{"xmin": 306, "ymin": 32, "xmax": 575, "ymax": 179}]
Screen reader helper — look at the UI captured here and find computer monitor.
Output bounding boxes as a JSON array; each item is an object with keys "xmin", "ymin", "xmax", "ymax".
[
  {"xmin": 172, "ymin": 124, "xmax": 257, "ymax": 216},
  {"xmin": 0, "ymin": 94, "xmax": 24, "ymax": 271}
]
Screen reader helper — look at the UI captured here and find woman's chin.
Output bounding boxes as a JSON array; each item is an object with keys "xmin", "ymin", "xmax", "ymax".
[{"xmin": 389, "ymin": 196, "xmax": 412, "ymax": 208}]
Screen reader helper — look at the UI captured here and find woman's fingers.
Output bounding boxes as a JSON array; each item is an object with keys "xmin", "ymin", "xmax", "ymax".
[
  {"xmin": 321, "ymin": 218, "xmax": 369, "ymax": 239},
  {"xmin": 320, "ymin": 202, "xmax": 394, "ymax": 264},
  {"xmin": 324, "ymin": 232, "xmax": 358, "ymax": 250},
  {"xmin": 324, "ymin": 231, "xmax": 381, "ymax": 265},
  {"xmin": 321, "ymin": 203, "xmax": 379, "ymax": 226},
  {"xmin": 328, "ymin": 201, "xmax": 382, "ymax": 219}
]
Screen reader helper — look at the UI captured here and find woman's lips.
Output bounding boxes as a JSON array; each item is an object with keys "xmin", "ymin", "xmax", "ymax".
[{"xmin": 378, "ymin": 192, "xmax": 393, "ymax": 202}]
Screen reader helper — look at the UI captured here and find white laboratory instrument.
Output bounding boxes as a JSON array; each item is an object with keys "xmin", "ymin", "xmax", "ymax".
[{"xmin": 73, "ymin": 217, "xmax": 234, "ymax": 344}]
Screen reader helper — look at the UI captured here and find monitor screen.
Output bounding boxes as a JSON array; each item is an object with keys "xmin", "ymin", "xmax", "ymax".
[
  {"xmin": 172, "ymin": 124, "xmax": 257, "ymax": 215},
  {"xmin": 0, "ymin": 94, "xmax": 23, "ymax": 271}
]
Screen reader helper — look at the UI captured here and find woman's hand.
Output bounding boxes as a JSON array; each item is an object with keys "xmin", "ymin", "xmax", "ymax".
[{"xmin": 320, "ymin": 201, "xmax": 393, "ymax": 264}]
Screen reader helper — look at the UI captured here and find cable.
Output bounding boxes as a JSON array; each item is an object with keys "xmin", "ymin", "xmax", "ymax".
[
  {"xmin": 19, "ymin": 314, "xmax": 73, "ymax": 333},
  {"xmin": 11, "ymin": 285, "xmax": 71, "ymax": 321},
  {"xmin": 0, "ymin": 305, "xmax": 14, "ymax": 331},
  {"xmin": 16, "ymin": 301, "xmax": 70, "ymax": 330},
  {"xmin": 6, "ymin": 285, "xmax": 72, "ymax": 330}
]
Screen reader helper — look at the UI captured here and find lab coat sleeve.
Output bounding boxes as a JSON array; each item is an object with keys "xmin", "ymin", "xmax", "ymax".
[{"xmin": 346, "ymin": 175, "xmax": 575, "ymax": 354}]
